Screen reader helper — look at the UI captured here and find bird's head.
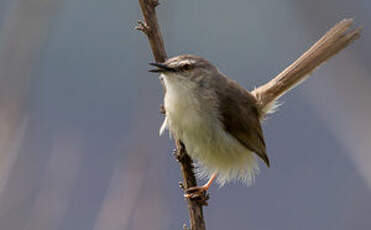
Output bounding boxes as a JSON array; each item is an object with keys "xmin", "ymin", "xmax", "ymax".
[{"xmin": 149, "ymin": 55, "xmax": 217, "ymax": 83}]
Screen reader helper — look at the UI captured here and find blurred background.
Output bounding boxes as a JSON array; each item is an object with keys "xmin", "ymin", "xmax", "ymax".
[{"xmin": 0, "ymin": 0, "xmax": 370, "ymax": 229}]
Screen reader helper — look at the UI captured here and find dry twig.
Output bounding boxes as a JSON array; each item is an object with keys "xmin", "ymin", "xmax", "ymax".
[{"xmin": 136, "ymin": 1, "xmax": 207, "ymax": 230}]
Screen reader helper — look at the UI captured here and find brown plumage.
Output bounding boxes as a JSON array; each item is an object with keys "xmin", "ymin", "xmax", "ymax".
[{"xmin": 215, "ymin": 76, "xmax": 270, "ymax": 167}]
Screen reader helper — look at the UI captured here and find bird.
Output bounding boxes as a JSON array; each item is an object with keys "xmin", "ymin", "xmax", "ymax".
[
  {"xmin": 146, "ymin": 19, "xmax": 361, "ymax": 198},
  {"xmin": 149, "ymin": 54, "xmax": 275, "ymax": 198}
]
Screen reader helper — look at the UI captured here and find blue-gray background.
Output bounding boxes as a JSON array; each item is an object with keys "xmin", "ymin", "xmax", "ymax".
[{"xmin": 0, "ymin": 0, "xmax": 370, "ymax": 229}]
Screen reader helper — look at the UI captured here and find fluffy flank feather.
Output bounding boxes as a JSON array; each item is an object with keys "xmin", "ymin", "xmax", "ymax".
[{"xmin": 159, "ymin": 117, "xmax": 168, "ymax": 136}]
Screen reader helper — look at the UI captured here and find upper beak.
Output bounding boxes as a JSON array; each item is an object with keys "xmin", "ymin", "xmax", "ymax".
[{"xmin": 149, "ymin": 62, "xmax": 175, "ymax": 73}]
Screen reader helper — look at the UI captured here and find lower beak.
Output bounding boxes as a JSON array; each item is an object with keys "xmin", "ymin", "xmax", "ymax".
[{"xmin": 149, "ymin": 63, "xmax": 175, "ymax": 73}]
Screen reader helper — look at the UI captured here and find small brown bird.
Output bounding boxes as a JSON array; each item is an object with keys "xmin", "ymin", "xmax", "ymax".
[
  {"xmin": 150, "ymin": 55, "xmax": 275, "ymax": 197},
  {"xmin": 148, "ymin": 19, "xmax": 361, "ymax": 198}
]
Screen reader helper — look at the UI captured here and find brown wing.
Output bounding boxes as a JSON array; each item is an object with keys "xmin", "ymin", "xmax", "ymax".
[{"xmin": 215, "ymin": 76, "xmax": 270, "ymax": 167}]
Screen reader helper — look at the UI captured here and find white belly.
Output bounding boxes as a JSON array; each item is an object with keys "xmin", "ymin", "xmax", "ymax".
[{"xmin": 161, "ymin": 74, "xmax": 259, "ymax": 185}]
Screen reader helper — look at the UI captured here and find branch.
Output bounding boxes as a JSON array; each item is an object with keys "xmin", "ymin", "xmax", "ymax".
[
  {"xmin": 136, "ymin": 0, "xmax": 166, "ymax": 63},
  {"xmin": 136, "ymin": 1, "xmax": 207, "ymax": 230},
  {"xmin": 253, "ymin": 19, "xmax": 361, "ymax": 109}
]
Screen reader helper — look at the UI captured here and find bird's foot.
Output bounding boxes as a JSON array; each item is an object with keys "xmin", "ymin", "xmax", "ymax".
[
  {"xmin": 183, "ymin": 173, "xmax": 216, "ymax": 204},
  {"xmin": 184, "ymin": 185, "xmax": 208, "ymax": 199},
  {"xmin": 184, "ymin": 185, "xmax": 209, "ymax": 205}
]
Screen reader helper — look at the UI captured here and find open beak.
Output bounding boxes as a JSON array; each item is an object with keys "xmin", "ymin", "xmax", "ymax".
[{"xmin": 149, "ymin": 62, "xmax": 175, "ymax": 73}]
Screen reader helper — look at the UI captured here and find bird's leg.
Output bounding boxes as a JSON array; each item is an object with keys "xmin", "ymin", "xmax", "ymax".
[{"xmin": 184, "ymin": 173, "xmax": 217, "ymax": 199}]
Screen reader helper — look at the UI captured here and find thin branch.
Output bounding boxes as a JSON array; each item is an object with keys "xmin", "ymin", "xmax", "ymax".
[
  {"xmin": 136, "ymin": 1, "xmax": 207, "ymax": 230},
  {"xmin": 137, "ymin": 0, "xmax": 167, "ymax": 63},
  {"xmin": 253, "ymin": 19, "xmax": 361, "ymax": 109}
]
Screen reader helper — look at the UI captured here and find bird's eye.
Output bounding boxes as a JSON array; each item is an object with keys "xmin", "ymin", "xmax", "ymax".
[{"xmin": 182, "ymin": 63, "xmax": 192, "ymax": 71}]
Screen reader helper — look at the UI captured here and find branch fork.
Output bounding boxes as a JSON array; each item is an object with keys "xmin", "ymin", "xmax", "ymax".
[{"xmin": 135, "ymin": 20, "xmax": 150, "ymax": 34}]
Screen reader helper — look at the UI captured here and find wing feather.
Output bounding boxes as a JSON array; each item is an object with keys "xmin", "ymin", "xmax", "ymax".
[{"xmin": 215, "ymin": 76, "xmax": 270, "ymax": 167}]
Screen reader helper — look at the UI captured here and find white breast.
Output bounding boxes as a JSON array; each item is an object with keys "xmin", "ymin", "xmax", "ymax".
[
  {"xmin": 163, "ymin": 75, "xmax": 204, "ymax": 136},
  {"xmin": 160, "ymin": 74, "xmax": 259, "ymax": 185}
]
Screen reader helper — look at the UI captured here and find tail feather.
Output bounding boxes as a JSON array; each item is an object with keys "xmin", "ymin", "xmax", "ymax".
[{"xmin": 252, "ymin": 18, "xmax": 361, "ymax": 117}]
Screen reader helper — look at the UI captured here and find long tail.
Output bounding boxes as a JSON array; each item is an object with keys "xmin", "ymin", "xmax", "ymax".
[{"xmin": 252, "ymin": 18, "xmax": 361, "ymax": 117}]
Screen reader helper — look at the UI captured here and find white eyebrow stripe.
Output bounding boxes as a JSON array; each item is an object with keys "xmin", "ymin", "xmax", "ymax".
[{"xmin": 178, "ymin": 60, "xmax": 195, "ymax": 65}]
